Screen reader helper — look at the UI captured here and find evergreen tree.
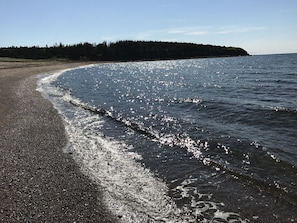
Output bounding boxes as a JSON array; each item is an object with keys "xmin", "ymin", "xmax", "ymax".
[{"xmin": 0, "ymin": 40, "xmax": 249, "ymax": 61}]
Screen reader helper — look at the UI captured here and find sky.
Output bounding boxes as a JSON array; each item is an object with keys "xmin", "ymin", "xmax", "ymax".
[{"xmin": 1, "ymin": 0, "xmax": 297, "ymax": 55}]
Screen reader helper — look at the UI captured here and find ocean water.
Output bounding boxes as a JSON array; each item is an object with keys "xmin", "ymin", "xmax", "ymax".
[{"xmin": 38, "ymin": 54, "xmax": 297, "ymax": 222}]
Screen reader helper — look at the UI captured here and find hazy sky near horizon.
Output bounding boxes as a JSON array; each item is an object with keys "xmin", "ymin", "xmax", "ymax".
[{"xmin": 1, "ymin": 0, "xmax": 297, "ymax": 55}]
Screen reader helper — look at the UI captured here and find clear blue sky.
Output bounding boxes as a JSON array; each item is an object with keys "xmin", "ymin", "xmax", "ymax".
[{"xmin": 1, "ymin": 0, "xmax": 297, "ymax": 55}]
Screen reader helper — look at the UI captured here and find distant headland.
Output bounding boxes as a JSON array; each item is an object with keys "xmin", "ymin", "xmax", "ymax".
[{"xmin": 0, "ymin": 40, "xmax": 249, "ymax": 61}]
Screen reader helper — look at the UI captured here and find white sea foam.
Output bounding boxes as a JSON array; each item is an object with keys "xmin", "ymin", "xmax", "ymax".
[
  {"xmin": 37, "ymin": 66, "xmax": 249, "ymax": 223},
  {"xmin": 37, "ymin": 69, "xmax": 180, "ymax": 222}
]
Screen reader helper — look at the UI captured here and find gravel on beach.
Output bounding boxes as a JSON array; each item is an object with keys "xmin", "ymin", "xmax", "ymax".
[{"xmin": 0, "ymin": 61, "xmax": 119, "ymax": 222}]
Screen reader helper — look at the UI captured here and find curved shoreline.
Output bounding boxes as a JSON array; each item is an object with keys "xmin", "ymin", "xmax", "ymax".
[{"xmin": 0, "ymin": 61, "xmax": 118, "ymax": 222}]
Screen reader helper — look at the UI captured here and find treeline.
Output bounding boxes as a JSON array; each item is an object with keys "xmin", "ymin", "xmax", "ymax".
[{"xmin": 0, "ymin": 40, "xmax": 249, "ymax": 61}]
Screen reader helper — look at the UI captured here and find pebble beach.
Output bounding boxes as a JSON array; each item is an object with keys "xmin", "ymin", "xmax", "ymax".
[{"xmin": 0, "ymin": 61, "xmax": 118, "ymax": 222}]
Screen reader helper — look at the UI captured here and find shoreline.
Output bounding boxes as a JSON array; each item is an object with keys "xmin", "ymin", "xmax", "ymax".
[{"xmin": 0, "ymin": 61, "xmax": 119, "ymax": 222}]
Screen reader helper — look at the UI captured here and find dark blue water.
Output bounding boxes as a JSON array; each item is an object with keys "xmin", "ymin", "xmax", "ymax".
[{"xmin": 39, "ymin": 54, "xmax": 297, "ymax": 222}]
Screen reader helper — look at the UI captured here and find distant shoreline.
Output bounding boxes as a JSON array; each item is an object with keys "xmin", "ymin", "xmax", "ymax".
[{"xmin": 0, "ymin": 40, "xmax": 249, "ymax": 62}]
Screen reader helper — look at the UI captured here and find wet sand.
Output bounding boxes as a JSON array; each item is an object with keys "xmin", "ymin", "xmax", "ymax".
[{"xmin": 0, "ymin": 61, "xmax": 119, "ymax": 222}]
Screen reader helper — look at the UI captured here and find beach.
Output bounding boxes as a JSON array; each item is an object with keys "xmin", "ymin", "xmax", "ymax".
[
  {"xmin": 0, "ymin": 61, "xmax": 118, "ymax": 222},
  {"xmin": 1, "ymin": 56, "xmax": 297, "ymax": 222}
]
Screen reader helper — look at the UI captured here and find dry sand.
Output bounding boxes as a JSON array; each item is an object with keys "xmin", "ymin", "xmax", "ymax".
[{"xmin": 0, "ymin": 61, "xmax": 119, "ymax": 222}]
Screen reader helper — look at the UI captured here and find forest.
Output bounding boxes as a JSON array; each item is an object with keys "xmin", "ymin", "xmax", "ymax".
[{"xmin": 0, "ymin": 40, "xmax": 249, "ymax": 61}]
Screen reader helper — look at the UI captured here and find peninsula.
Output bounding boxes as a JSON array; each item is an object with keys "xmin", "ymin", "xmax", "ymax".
[{"xmin": 0, "ymin": 40, "xmax": 249, "ymax": 62}]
